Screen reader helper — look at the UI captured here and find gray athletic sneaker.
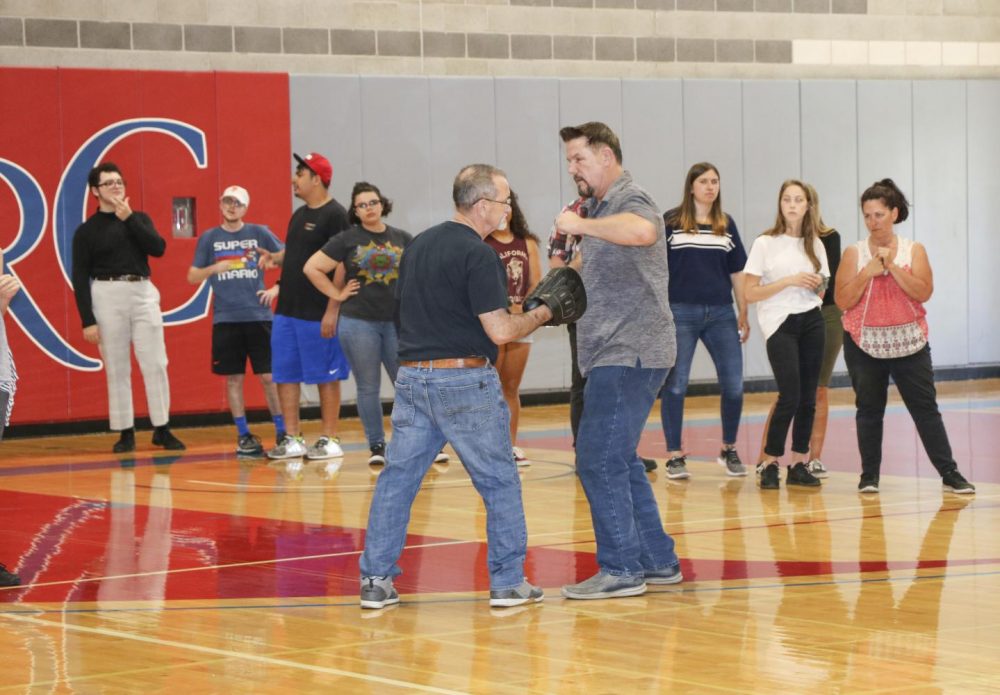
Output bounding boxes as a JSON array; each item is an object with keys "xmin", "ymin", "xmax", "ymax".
[
  {"xmin": 306, "ymin": 436, "xmax": 344, "ymax": 460},
  {"xmin": 666, "ymin": 456, "xmax": 690, "ymax": 480},
  {"xmin": 267, "ymin": 434, "xmax": 307, "ymax": 459},
  {"xmin": 561, "ymin": 571, "xmax": 646, "ymax": 600},
  {"xmin": 489, "ymin": 580, "xmax": 544, "ymax": 607},
  {"xmin": 717, "ymin": 448, "xmax": 747, "ymax": 477},
  {"xmin": 360, "ymin": 575, "xmax": 399, "ymax": 609},
  {"xmin": 645, "ymin": 563, "xmax": 684, "ymax": 585}
]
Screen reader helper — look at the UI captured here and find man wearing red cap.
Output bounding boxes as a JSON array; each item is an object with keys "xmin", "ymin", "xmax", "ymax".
[{"xmin": 260, "ymin": 153, "xmax": 352, "ymax": 460}]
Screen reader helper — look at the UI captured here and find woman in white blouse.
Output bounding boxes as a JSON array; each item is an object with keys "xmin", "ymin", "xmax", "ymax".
[{"xmin": 744, "ymin": 180, "xmax": 829, "ymax": 490}]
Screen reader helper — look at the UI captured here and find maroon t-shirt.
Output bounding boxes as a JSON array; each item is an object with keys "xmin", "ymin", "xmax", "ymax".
[{"xmin": 485, "ymin": 234, "xmax": 529, "ymax": 305}]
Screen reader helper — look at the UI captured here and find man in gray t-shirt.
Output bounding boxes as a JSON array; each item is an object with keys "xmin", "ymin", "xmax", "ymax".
[{"xmin": 555, "ymin": 122, "xmax": 681, "ymax": 601}]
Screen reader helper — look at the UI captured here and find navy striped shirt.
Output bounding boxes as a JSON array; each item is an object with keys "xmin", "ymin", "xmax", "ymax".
[{"xmin": 664, "ymin": 210, "xmax": 747, "ymax": 306}]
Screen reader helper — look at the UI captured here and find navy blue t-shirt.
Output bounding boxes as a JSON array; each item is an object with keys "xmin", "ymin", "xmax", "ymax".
[
  {"xmin": 664, "ymin": 210, "xmax": 747, "ymax": 306},
  {"xmin": 395, "ymin": 221, "xmax": 508, "ymax": 363}
]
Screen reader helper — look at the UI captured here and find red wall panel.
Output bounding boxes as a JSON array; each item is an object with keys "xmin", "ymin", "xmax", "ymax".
[{"xmin": 0, "ymin": 67, "xmax": 291, "ymax": 426}]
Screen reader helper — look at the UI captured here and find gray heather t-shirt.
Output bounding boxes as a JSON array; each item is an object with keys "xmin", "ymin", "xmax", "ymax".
[{"xmin": 577, "ymin": 171, "xmax": 676, "ymax": 377}]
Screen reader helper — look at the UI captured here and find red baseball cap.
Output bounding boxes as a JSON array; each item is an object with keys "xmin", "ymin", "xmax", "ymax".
[{"xmin": 293, "ymin": 152, "xmax": 332, "ymax": 187}]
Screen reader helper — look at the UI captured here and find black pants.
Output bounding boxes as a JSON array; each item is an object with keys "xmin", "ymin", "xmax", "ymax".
[
  {"xmin": 763, "ymin": 308, "xmax": 825, "ymax": 458},
  {"xmin": 568, "ymin": 322, "xmax": 586, "ymax": 447},
  {"xmin": 842, "ymin": 334, "xmax": 956, "ymax": 479}
]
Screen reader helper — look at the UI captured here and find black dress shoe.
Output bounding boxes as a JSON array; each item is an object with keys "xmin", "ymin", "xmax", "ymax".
[
  {"xmin": 113, "ymin": 429, "xmax": 136, "ymax": 453},
  {"xmin": 152, "ymin": 426, "xmax": 186, "ymax": 451},
  {"xmin": 641, "ymin": 457, "xmax": 658, "ymax": 473}
]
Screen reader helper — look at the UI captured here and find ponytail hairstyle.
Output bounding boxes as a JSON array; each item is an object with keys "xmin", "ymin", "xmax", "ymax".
[
  {"xmin": 763, "ymin": 179, "xmax": 822, "ymax": 272},
  {"xmin": 805, "ymin": 183, "xmax": 835, "ymax": 237},
  {"xmin": 860, "ymin": 178, "xmax": 910, "ymax": 223},
  {"xmin": 668, "ymin": 162, "xmax": 728, "ymax": 236}
]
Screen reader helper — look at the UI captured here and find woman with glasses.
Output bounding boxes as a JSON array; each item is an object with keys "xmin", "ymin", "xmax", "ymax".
[
  {"xmin": 485, "ymin": 191, "xmax": 541, "ymax": 465},
  {"xmin": 303, "ymin": 182, "xmax": 412, "ymax": 465}
]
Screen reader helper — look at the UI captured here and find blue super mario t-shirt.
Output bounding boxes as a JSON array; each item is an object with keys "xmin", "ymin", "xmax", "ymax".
[{"xmin": 192, "ymin": 223, "xmax": 284, "ymax": 323}]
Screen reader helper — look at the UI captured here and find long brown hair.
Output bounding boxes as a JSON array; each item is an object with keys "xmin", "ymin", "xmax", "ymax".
[
  {"xmin": 669, "ymin": 162, "xmax": 727, "ymax": 236},
  {"xmin": 505, "ymin": 190, "xmax": 539, "ymax": 242},
  {"xmin": 806, "ymin": 183, "xmax": 835, "ymax": 237},
  {"xmin": 763, "ymin": 179, "xmax": 822, "ymax": 272}
]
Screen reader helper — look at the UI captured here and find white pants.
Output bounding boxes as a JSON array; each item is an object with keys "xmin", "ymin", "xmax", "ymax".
[{"xmin": 91, "ymin": 280, "xmax": 171, "ymax": 430}]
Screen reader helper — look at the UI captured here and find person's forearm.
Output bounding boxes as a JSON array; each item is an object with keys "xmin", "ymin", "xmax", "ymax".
[{"xmin": 576, "ymin": 213, "xmax": 657, "ymax": 247}]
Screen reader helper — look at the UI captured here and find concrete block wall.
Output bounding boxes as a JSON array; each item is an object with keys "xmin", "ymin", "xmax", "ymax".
[{"xmin": 1, "ymin": 0, "xmax": 998, "ymax": 77}]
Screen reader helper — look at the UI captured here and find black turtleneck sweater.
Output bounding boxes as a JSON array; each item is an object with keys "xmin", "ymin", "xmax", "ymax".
[{"xmin": 71, "ymin": 210, "xmax": 167, "ymax": 328}]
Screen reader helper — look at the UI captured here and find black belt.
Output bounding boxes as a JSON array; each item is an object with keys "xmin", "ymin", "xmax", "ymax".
[{"xmin": 93, "ymin": 275, "xmax": 148, "ymax": 282}]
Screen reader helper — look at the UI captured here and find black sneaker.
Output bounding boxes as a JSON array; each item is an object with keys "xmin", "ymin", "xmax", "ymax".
[
  {"xmin": 666, "ymin": 456, "xmax": 690, "ymax": 480},
  {"xmin": 0, "ymin": 563, "xmax": 20, "ymax": 587},
  {"xmin": 237, "ymin": 433, "xmax": 264, "ymax": 457},
  {"xmin": 787, "ymin": 462, "xmax": 822, "ymax": 487},
  {"xmin": 152, "ymin": 426, "xmax": 186, "ymax": 451},
  {"xmin": 642, "ymin": 457, "xmax": 658, "ymax": 473},
  {"xmin": 368, "ymin": 443, "xmax": 387, "ymax": 465},
  {"xmin": 942, "ymin": 470, "xmax": 975, "ymax": 494},
  {"xmin": 858, "ymin": 474, "xmax": 879, "ymax": 493},
  {"xmin": 759, "ymin": 462, "xmax": 780, "ymax": 490},
  {"xmin": 360, "ymin": 575, "xmax": 399, "ymax": 609},
  {"xmin": 112, "ymin": 428, "xmax": 135, "ymax": 453}
]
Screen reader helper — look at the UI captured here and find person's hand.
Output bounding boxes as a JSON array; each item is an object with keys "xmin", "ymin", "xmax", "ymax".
[
  {"xmin": 257, "ymin": 285, "xmax": 279, "ymax": 306},
  {"xmin": 554, "ymin": 210, "xmax": 584, "ymax": 237},
  {"xmin": 83, "ymin": 325, "xmax": 100, "ymax": 344},
  {"xmin": 112, "ymin": 195, "xmax": 132, "ymax": 221},
  {"xmin": 864, "ymin": 253, "xmax": 885, "ymax": 278},
  {"xmin": 0, "ymin": 274, "xmax": 20, "ymax": 300},
  {"xmin": 738, "ymin": 313, "xmax": 751, "ymax": 344},
  {"xmin": 335, "ymin": 279, "xmax": 361, "ymax": 302},
  {"xmin": 320, "ymin": 312, "xmax": 338, "ymax": 338},
  {"xmin": 875, "ymin": 245, "xmax": 896, "ymax": 271},
  {"xmin": 258, "ymin": 249, "xmax": 278, "ymax": 270},
  {"xmin": 212, "ymin": 259, "xmax": 234, "ymax": 274},
  {"xmin": 786, "ymin": 272, "xmax": 823, "ymax": 290}
]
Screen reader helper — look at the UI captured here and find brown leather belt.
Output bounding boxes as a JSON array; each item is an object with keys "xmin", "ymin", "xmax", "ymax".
[
  {"xmin": 93, "ymin": 274, "xmax": 147, "ymax": 282},
  {"xmin": 400, "ymin": 357, "xmax": 488, "ymax": 369}
]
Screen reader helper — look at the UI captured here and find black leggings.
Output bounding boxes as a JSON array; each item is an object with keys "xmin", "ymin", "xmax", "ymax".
[{"xmin": 763, "ymin": 308, "xmax": 825, "ymax": 458}]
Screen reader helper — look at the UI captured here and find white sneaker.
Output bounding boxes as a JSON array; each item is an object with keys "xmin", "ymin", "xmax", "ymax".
[
  {"xmin": 808, "ymin": 458, "xmax": 828, "ymax": 479},
  {"xmin": 513, "ymin": 446, "xmax": 530, "ymax": 467},
  {"xmin": 434, "ymin": 449, "xmax": 450, "ymax": 463},
  {"xmin": 267, "ymin": 434, "xmax": 307, "ymax": 459},
  {"xmin": 306, "ymin": 436, "xmax": 344, "ymax": 460}
]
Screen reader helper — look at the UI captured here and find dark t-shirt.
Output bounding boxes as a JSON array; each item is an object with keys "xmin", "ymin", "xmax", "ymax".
[
  {"xmin": 320, "ymin": 224, "xmax": 413, "ymax": 322},
  {"xmin": 275, "ymin": 198, "xmax": 349, "ymax": 321},
  {"xmin": 819, "ymin": 230, "xmax": 841, "ymax": 307},
  {"xmin": 664, "ymin": 210, "xmax": 747, "ymax": 306},
  {"xmin": 396, "ymin": 221, "xmax": 508, "ymax": 363}
]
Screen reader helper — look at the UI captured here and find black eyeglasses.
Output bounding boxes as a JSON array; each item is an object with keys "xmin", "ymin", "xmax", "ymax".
[
  {"xmin": 355, "ymin": 200, "xmax": 382, "ymax": 210},
  {"xmin": 97, "ymin": 179, "xmax": 125, "ymax": 189},
  {"xmin": 479, "ymin": 197, "xmax": 512, "ymax": 208}
]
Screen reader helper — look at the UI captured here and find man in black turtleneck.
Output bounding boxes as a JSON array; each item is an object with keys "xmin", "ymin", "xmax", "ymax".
[{"xmin": 71, "ymin": 162, "xmax": 184, "ymax": 453}]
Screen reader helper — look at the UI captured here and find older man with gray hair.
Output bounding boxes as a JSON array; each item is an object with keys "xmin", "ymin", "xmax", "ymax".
[{"xmin": 359, "ymin": 164, "xmax": 553, "ymax": 610}]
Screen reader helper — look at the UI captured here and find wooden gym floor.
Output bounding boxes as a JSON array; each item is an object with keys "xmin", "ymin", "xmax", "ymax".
[{"xmin": 2, "ymin": 380, "xmax": 999, "ymax": 693}]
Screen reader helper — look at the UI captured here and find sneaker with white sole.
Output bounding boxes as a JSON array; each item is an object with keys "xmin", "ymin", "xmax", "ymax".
[
  {"xmin": 512, "ymin": 446, "xmax": 530, "ymax": 467},
  {"xmin": 561, "ymin": 571, "xmax": 646, "ymax": 600},
  {"xmin": 368, "ymin": 443, "xmax": 386, "ymax": 465},
  {"xmin": 858, "ymin": 474, "xmax": 879, "ymax": 493},
  {"xmin": 941, "ymin": 470, "xmax": 975, "ymax": 494},
  {"xmin": 434, "ymin": 449, "xmax": 450, "ymax": 463},
  {"xmin": 808, "ymin": 458, "xmax": 829, "ymax": 478},
  {"xmin": 306, "ymin": 436, "xmax": 344, "ymax": 460},
  {"xmin": 666, "ymin": 456, "xmax": 690, "ymax": 480},
  {"xmin": 267, "ymin": 434, "xmax": 307, "ymax": 459},
  {"xmin": 645, "ymin": 563, "xmax": 683, "ymax": 585},
  {"xmin": 489, "ymin": 580, "xmax": 544, "ymax": 607},
  {"xmin": 360, "ymin": 575, "xmax": 399, "ymax": 609},
  {"xmin": 717, "ymin": 448, "xmax": 747, "ymax": 477}
]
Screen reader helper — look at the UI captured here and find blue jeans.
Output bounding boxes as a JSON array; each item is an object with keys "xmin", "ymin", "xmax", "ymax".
[
  {"xmin": 577, "ymin": 364, "xmax": 678, "ymax": 576},
  {"xmin": 338, "ymin": 316, "xmax": 399, "ymax": 448},
  {"xmin": 359, "ymin": 365, "xmax": 527, "ymax": 590},
  {"xmin": 660, "ymin": 303, "xmax": 744, "ymax": 451}
]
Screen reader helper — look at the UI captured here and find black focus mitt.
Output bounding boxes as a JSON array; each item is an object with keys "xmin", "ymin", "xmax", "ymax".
[{"xmin": 522, "ymin": 266, "xmax": 587, "ymax": 326}]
